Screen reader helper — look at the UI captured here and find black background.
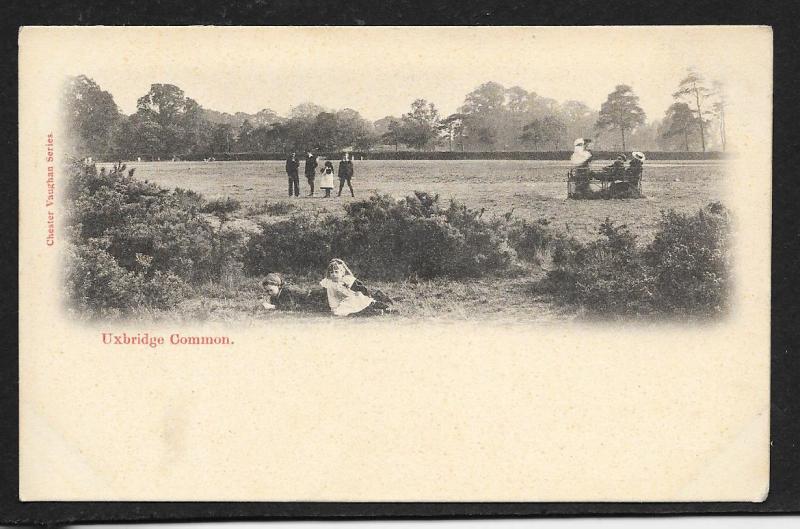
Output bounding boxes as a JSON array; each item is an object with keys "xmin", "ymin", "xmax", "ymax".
[{"xmin": 2, "ymin": 0, "xmax": 798, "ymax": 524}]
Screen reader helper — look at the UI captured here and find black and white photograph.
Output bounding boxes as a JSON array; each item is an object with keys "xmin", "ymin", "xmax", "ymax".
[
  {"xmin": 18, "ymin": 26, "xmax": 771, "ymax": 503},
  {"xmin": 54, "ymin": 28, "xmax": 739, "ymax": 323}
]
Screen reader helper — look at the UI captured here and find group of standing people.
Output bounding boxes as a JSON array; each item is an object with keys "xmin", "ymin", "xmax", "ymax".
[{"xmin": 285, "ymin": 151, "xmax": 356, "ymax": 198}]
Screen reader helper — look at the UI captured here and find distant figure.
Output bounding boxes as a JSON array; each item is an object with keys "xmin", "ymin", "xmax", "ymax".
[
  {"xmin": 320, "ymin": 161, "xmax": 335, "ymax": 198},
  {"xmin": 602, "ymin": 153, "xmax": 627, "ymax": 181},
  {"xmin": 304, "ymin": 151, "xmax": 318, "ymax": 196},
  {"xmin": 337, "ymin": 152, "xmax": 355, "ymax": 197},
  {"xmin": 285, "ymin": 152, "xmax": 300, "ymax": 197},
  {"xmin": 627, "ymin": 151, "xmax": 646, "ymax": 181},
  {"xmin": 570, "ymin": 138, "xmax": 593, "ymax": 168},
  {"xmin": 570, "ymin": 138, "xmax": 593, "ymax": 193},
  {"xmin": 583, "ymin": 138, "xmax": 593, "ymax": 164}
]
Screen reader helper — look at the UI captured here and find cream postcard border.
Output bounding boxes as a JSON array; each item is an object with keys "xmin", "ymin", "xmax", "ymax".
[{"xmin": 19, "ymin": 26, "xmax": 771, "ymax": 501}]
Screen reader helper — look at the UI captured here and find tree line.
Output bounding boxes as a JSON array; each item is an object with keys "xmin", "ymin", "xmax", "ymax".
[{"xmin": 62, "ymin": 69, "xmax": 727, "ymax": 161}]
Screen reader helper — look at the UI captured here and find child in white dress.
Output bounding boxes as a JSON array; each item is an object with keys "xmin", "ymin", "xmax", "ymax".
[
  {"xmin": 320, "ymin": 161, "xmax": 335, "ymax": 197},
  {"xmin": 319, "ymin": 259, "xmax": 394, "ymax": 316}
]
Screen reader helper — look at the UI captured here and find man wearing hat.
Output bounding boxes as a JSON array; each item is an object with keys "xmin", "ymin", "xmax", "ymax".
[
  {"xmin": 304, "ymin": 151, "xmax": 318, "ymax": 196},
  {"xmin": 285, "ymin": 152, "xmax": 300, "ymax": 197},
  {"xmin": 337, "ymin": 152, "xmax": 355, "ymax": 197}
]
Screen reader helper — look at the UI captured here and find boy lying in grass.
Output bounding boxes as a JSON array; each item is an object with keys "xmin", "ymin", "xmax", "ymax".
[{"xmin": 261, "ymin": 273, "xmax": 327, "ymax": 312}]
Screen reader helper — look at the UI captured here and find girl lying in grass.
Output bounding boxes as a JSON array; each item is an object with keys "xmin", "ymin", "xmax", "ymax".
[{"xmin": 319, "ymin": 259, "xmax": 395, "ymax": 316}]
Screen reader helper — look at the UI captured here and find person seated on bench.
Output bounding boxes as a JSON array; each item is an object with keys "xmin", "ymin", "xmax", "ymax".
[
  {"xmin": 570, "ymin": 138, "xmax": 594, "ymax": 192},
  {"xmin": 627, "ymin": 151, "xmax": 645, "ymax": 181},
  {"xmin": 602, "ymin": 153, "xmax": 628, "ymax": 181},
  {"xmin": 570, "ymin": 138, "xmax": 593, "ymax": 172}
]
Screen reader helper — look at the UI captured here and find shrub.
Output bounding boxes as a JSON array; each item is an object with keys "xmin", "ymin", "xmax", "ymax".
[
  {"xmin": 201, "ymin": 197, "xmax": 241, "ymax": 218},
  {"xmin": 645, "ymin": 203, "xmax": 731, "ymax": 315},
  {"xmin": 63, "ymin": 235, "xmax": 190, "ymax": 317},
  {"xmin": 506, "ymin": 218, "xmax": 553, "ymax": 264},
  {"xmin": 63, "ymin": 161, "xmax": 240, "ymax": 315},
  {"xmin": 543, "ymin": 203, "xmax": 731, "ymax": 318},
  {"xmin": 244, "ymin": 192, "xmax": 519, "ymax": 280},
  {"xmin": 245, "ymin": 213, "xmax": 340, "ymax": 276}
]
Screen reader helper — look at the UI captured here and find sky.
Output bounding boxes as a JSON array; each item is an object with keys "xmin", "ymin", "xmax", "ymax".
[{"xmin": 38, "ymin": 26, "xmax": 768, "ymax": 123}]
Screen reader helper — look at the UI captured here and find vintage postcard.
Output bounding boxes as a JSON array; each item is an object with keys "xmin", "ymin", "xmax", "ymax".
[{"xmin": 19, "ymin": 26, "xmax": 771, "ymax": 501}]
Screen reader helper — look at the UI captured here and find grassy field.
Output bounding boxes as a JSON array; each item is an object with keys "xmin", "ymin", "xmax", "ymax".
[
  {"xmin": 121, "ymin": 159, "xmax": 726, "ymax": 242},
  {"xmin": 103, "ymin": 159, "xmax": 727, "ymax": 322}
]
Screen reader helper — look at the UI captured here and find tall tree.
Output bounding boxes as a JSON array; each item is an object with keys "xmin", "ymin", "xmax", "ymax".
[
  {"xmin": 236, "ymin": 119, "xmax": 255, "ymax": 151},
  {"xmin": 61, "ymin": 75, "xmax": 121, "ymax": 158},
  {"xmin": 461, "ymin": 82, "xmax": 506, "ymax": 114},
  {"xmin": 398, "ymin": 99, "xmax": 441, "ymax": 150},
  {"xmin": 560, "ymin": 100, "xmax": 598, "ymax": 150},
  {"xmin": 595, "ymin": 84, "xmax": 646, "ymax": 151},
  {"xmin": 661, "ymin": 102, "xmax": 696, "ymax": 151},
  {"xmin": 519, "ymin": 119, "xmax": 545, "ymax": 150},
  {"xmin": 335, "ymin": 108, "xmax": 376, "ymax": 151},
  {"xmin": 289, "ymin": 102, "xmax": 330, "ymax": 120},
  {"xmin": 134, "ymin": 84, "xmax": 208, "ymax": 157},
  {"xmin": 711, "ymin": 80, "xmax": 727, "ymax": 152},
  {"xmin": 672, "ymin": 69, "xmax": 713, "ymax": 152},
  {"xmin": 375, "ymin": 117, "xmax": 402, "ymax": 152},
  {"xmin": 459, "ymin": 82, "xmax": 508, "ymax": 150},
  {"xmin": 209, "ymin": 123, "xmax": 234, "ymax": 154},
  {"xmin": 520, "ymin": 115, "xmax": 566, "ymax": 150},
  {"xmin": 505, "ymin": 86, "xmax": 532, "ymax": 114},
  {"xmin": 440, "ymin": 113, "xmax": 466, "ymax": 152}
]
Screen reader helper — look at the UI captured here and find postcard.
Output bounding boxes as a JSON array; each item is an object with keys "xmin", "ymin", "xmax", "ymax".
[{"xmin": 18, "ymin": 26, "xmax": 771, "ymax": 501}]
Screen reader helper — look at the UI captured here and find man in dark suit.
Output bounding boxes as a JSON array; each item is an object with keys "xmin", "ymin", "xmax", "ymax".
[
  {"xmin": 337, "ymin": 152, "xmax": 355, "ymax": 197},
  {"xmin": 285, "ymin": 152, "xmax": 300, "ymax": 197},
  {"xmin": 304, "ymin": 151, "xmax": 317, "ymax": 196}
]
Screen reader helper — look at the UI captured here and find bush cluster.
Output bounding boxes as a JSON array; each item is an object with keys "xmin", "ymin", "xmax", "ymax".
[
  {"xmin": 544, "ymin": 203, "xmax": 731, "ymax": 318},
  {"xmin": 63, "ymin": 161, "xmax": 245, "ymax": 316},
  {"xmin": 244, "ymin": 192, "xmax": 541, "ymax": 280},
  {"xmin": 64, "ymin": 159, "xmax": 730, "ymax": 320}
]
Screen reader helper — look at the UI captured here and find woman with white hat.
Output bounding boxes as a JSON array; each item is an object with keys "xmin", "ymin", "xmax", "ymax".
[
  {"xmin": 627, "ymin": 151, "xmax": 645, "ymax": 180},
  {"xmin": 570, "ymin": 138, "xmax": 594, "ymax": 194}
]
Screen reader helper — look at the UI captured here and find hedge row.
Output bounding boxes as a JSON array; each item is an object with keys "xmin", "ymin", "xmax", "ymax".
[{"xmin": 126, "ymin": 150, "xmax": 731, "ymax": 162}]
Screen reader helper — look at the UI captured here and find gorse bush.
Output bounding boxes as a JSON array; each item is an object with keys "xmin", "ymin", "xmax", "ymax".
[
  {"xmin": 201, "ymin": 197, "xmax": 241, "ymax": 218},
  {"xmin": 245, "ymin": 192, "xmax": 520, "ymax": 280},
  {"xmin": 544, "ymin": 203, "xmax": 731, "ymax": 318},
  {"xmin": 645, "ymin": 202, "xmax": 731, "ymax": 314},
  {"xmin": 63, "ymin": 232, "xmax": 190, "ymax": 317},
  {"xmin": 245, "ymin": 213, "xmax": 340, "ymax": 275},
  {"xmin": 506, "ymin": 218, "xmax": 553, "ymax": 264},
  {"xmin": 64, "ymin": 161, "xmax": 240, "ymax": 316}
]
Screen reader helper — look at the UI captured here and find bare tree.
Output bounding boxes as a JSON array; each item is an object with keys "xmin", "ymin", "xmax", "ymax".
[
  {"xmin": 673, "ymin": 69, "xmax": 714, "ymax": 152},
  {"xmin": 711, "ymin": 80, "xmax": 727, "ymax": 152}
]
